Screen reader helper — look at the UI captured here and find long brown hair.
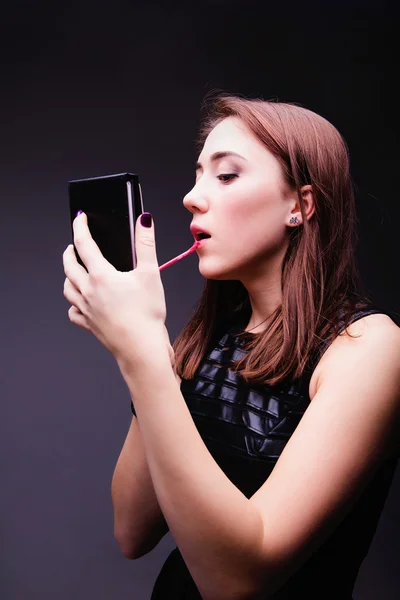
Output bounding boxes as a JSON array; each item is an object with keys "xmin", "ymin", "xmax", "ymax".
[{"xmin": 173, "ymin": 93, "xmax": 373, "ymax": 387}]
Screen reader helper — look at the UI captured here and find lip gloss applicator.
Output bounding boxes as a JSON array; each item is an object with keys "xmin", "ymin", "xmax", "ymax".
[{"xmin": 159, "ymin": 240, "xmax": 201, "ymax": 272}]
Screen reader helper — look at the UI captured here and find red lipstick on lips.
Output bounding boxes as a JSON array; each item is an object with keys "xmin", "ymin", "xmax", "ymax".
[{"xmin": 158, "ymin": 225, "xmax": 210, "ymax": 272}]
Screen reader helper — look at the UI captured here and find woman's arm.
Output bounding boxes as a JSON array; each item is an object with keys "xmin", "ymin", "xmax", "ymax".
[
  {"xmin": 111, "ymin": 414, "xmax": 170, "ymax": 559},
  {"xmin": 117, "ymin": 346, "xmax": 266, "ymax": 600},
  {"xmin": 111, "ymin": 326, "xmax": 179, "ymax": 559},
  {"xmin": 116, "ymin": 314, "xmax": 400, "ymax": 600}
]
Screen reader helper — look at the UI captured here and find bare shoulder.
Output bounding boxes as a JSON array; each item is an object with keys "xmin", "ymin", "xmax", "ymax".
[
  {"xmin": 249, "ymin": 313, "xmax": 400, "ymax": 595},
  {"xmin": 310, "ymin": 313, "xmax": 400, "ymax": 400},
  {"xmin": 342, "ymin": 312, "xmax": 399, "ymax": 337}
]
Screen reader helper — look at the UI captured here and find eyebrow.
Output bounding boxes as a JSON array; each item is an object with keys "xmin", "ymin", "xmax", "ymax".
[{"xmin": 195, "ymin": 151, "xmax": 247, "ymax": 171}]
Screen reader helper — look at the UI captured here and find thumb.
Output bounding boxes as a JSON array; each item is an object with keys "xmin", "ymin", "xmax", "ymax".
[{"xmin": 135, "ymin": 212, "xmax": 159, "ymax": 269}]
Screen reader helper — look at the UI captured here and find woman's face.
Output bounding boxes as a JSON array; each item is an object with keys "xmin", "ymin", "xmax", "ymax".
[{"xmin": 183, "ymin": 116, "xmax": 295, "ymax": 282}]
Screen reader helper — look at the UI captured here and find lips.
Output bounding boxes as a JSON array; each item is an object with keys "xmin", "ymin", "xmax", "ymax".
[{"xmin": 190, "ymin": 225, "xmax": 212, "ymax": 241}]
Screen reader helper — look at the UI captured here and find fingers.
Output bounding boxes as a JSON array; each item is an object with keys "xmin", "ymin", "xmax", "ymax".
[
  {"xmin": 68, "ymin": 305, "xmax": 91, "ymax": 331},
  {"xmin": 135, "ymin": 212, "xmax": 159, "ymax": 271},
  {"xmin": 72, "ymin": 212, "xmax": 112, "ymax": 274},
  {"xmin": 63, "ymin": 277, "xmax": 88, "ymax": 315},
  {"xmin": 63, "ymin": 245, "xmax": 89, "ymax": 292},
  {"xmin": 64, "ymin": 275, "xmax": 91, "ymax": 332}
]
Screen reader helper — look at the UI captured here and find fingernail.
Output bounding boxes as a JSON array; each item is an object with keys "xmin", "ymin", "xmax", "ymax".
[
  {"xmin": 76, "ymin": 210, "xmax": 83, "ymax": 218},
  {"xmin": 140, "ymin": 212, "xmax": 152, "ymax": 228}
]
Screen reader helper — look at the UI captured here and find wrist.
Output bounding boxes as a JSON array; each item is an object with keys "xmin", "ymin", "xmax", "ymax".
[{"xmin": 116, "ymin": 328, "xmax": 171, "ymax": 379}]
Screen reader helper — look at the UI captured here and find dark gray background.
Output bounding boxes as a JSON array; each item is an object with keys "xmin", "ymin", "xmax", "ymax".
[{"xmin": 1, "ymin": 0, "xmax": 399, "ymax": 598}]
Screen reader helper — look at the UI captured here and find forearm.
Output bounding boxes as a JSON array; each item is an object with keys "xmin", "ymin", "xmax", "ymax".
[
  {"xmin": 111, "ymin": 426, "xmax": 168, "ymax": 558},
  {"xmin": 117, "ymin": 348, "xmax": 266, "ymax": 600}
]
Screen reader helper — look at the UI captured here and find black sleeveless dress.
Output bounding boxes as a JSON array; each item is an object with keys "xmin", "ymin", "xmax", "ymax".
[{"xmin": 131, "ymin": 307, "xmax": 399, "ymax": 599}]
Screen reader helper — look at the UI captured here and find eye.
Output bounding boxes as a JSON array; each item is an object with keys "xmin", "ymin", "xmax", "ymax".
[{"xmin": 217, "ymin": 174, "xmax": 238, "ymax": 183}]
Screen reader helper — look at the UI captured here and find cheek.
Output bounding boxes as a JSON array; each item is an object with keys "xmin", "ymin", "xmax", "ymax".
[
  {"xmin": 224, "ymin": 186, "xmax": 260, "ymax": 227},
  {"xmin": 225, "ymin": 183, "xmax": 272, "ymax": 233},
  {"xmin": 224, "ymin": 184, "xmax": 286, "ymax": 252}
]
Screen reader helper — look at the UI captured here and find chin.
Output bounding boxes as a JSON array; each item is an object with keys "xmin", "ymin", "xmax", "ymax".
[{"xmin": 198, "ymin": 261, "xmax": 240, "ymax": 281}]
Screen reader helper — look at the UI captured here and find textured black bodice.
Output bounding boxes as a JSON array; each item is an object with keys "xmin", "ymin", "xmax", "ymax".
[{"xmin": 131, "ymin": 307, "xmax": 399, "ymax": 599}]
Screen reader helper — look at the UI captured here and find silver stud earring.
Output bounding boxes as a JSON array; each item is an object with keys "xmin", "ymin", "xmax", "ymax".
[{"xmin": 289, "ymin": 216, "xmax": 300, "ymax": 225}]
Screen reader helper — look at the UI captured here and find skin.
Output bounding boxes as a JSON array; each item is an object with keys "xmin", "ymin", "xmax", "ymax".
[
  {"xmin": 63, "ymin": 119, "xmax": 400, "ymax": 600},
  {"xmin": 63, "ymin": 212, "xmax": 168, "ymax": 368},
  {"xmin": 183, "ymin": 116, "xmax": 315, "ymax": 331}
]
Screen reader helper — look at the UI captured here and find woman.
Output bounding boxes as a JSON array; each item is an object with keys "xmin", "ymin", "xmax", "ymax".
[{"xmin": 63, "ymin": 95, "xmax": 400, "ymax": 599}]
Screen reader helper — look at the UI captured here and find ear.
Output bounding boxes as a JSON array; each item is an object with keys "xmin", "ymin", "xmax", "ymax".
[{"xmin": 288, "ymin": 185, "xmax": 315, "ymax": 226}]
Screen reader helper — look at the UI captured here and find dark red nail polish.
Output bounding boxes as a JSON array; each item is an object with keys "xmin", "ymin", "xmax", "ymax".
[{"xmin": 140, "ymin": 212, "xmax": 152, "ymax": 227}]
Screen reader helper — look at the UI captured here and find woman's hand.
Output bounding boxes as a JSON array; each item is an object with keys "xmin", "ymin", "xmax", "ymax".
[
  {"xmin": 63, "ymin": 212, "xmax": 167, "ymax": 366},
  {"xmin": 163, "ymin": 324, "xmax": 177, "ymax": 377}
]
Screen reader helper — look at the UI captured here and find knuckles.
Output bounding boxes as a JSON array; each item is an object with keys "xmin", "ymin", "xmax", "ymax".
[
  {"xmin": 74, "ymin": 236, "xmax": 85, "ymax": 247},
  {"xmin": 140, "ymin": 237, "xmax": 155, "ymax": 248},
  {"xmin": 88, "ymin": 269, "xmax": 104, "ymax": 284},
  {"xmin": 63, "ymin": 278, "xmax": 71, "ymax": 298}
]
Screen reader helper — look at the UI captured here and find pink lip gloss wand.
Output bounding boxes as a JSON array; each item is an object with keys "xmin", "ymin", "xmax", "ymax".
[{"xmin": 159, "ymin": 240, "xmax": 201, "ymax": 272}]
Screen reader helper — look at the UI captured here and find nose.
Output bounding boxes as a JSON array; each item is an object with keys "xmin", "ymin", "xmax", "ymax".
[{"xmin": 182, "ymin": 182, "xmax": 208, "ymax": 213}]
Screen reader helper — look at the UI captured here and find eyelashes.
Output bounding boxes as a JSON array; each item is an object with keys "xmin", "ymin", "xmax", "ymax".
[
  {"xmin": 194, "ymin": 173, "xmax": 239, "ymax": 185},
  {"xmin": 217, "ymin": 173, "xmax": 239, "ymax": 183}
]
